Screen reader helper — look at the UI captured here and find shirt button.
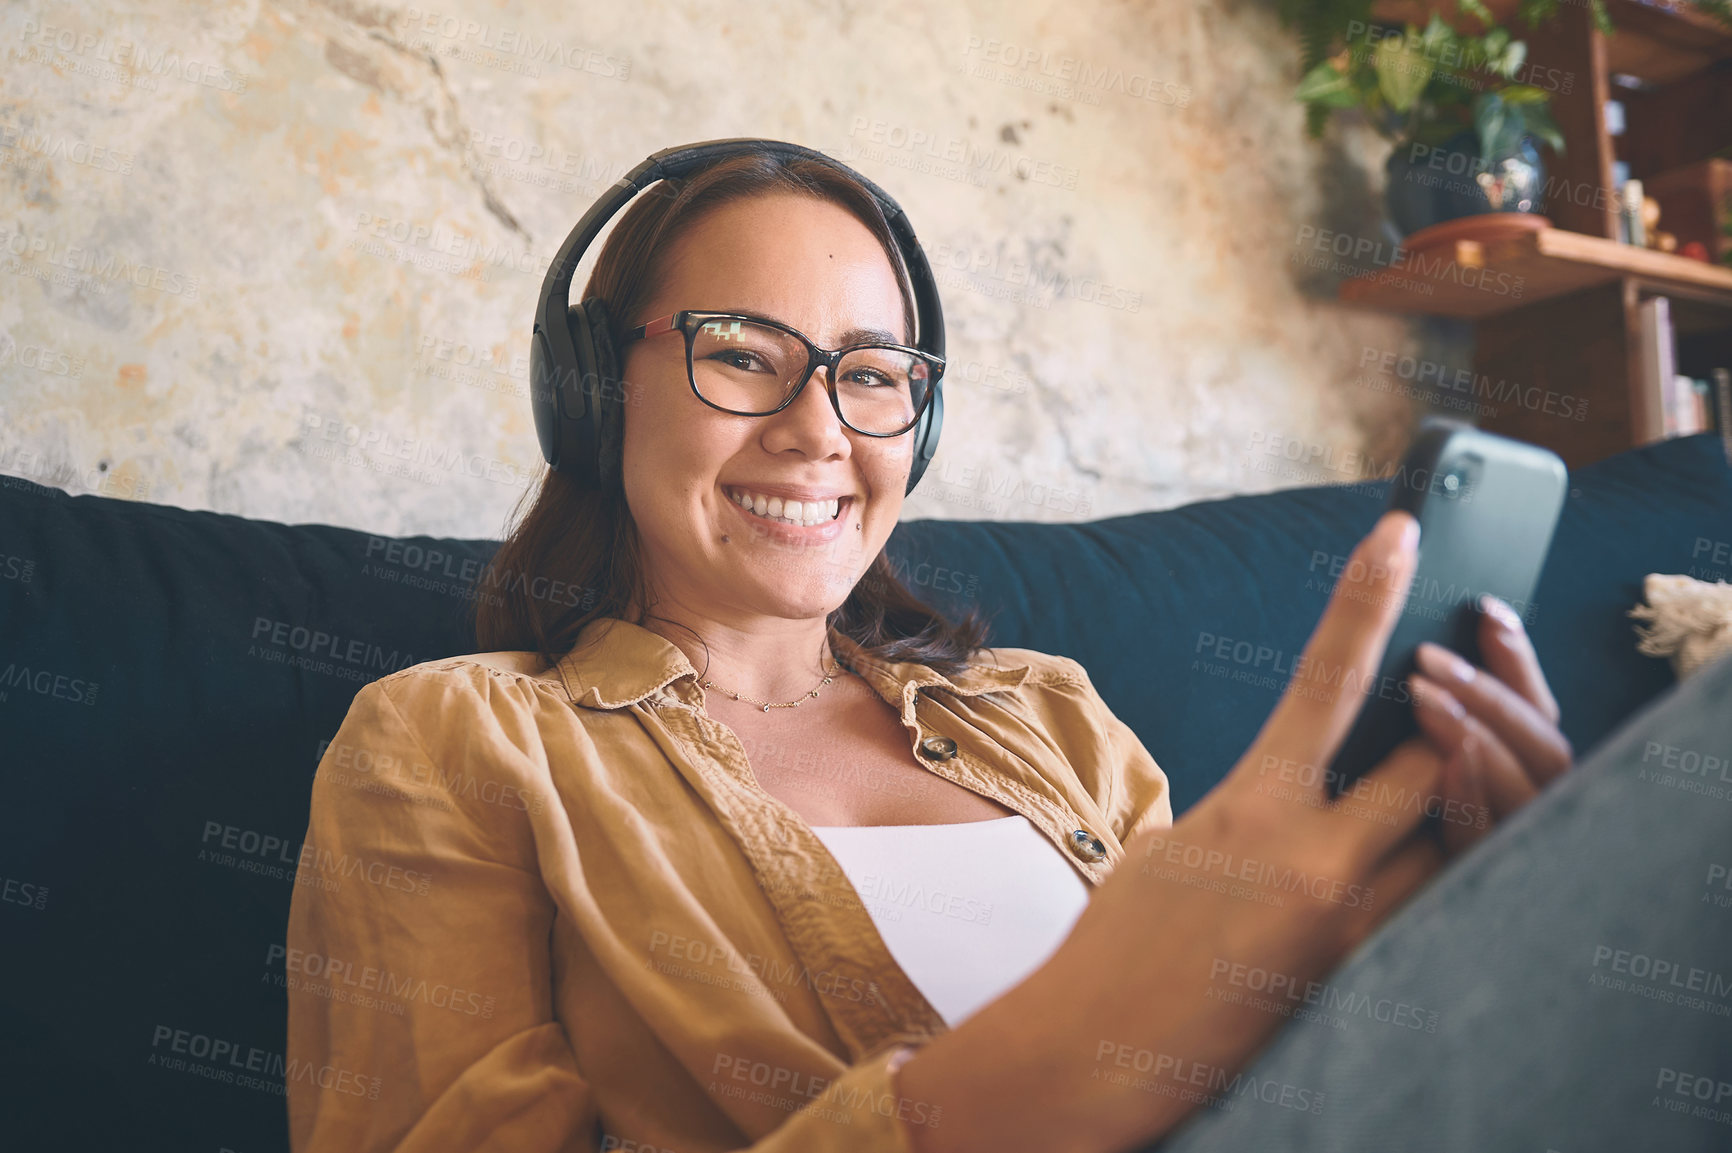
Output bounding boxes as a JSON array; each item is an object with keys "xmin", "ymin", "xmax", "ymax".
[
  {"xmin": 918, "ymin": 736, "xmax": 958, "ymax": 760},
  {"xmin": 1068, "ymin": 829, "xmax": 1107, "ymax": 862}
]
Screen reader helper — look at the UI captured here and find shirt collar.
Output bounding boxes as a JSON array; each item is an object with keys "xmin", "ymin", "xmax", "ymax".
[{"xmin": 555, "ymin": 616, "xmax": 1032, "ymax": 713}]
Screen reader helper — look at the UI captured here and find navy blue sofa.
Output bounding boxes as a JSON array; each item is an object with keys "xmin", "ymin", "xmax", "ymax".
[{"xmin": 2, "ymin": 432, "xmax": 1728, "ymax": 1151}]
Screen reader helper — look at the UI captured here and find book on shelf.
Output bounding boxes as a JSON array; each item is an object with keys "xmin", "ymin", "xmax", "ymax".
[
  {"xmin": 1717, "ymin": 368, "xmax": 1732, "ymax": 464},
  {"xmin": 1668, "ymin": 374, "xmax": 1700, "ymax": 435},
  {"xmin": 1632, "ymin": 297, "xmax": 1732, "ymax": 450},
  {"xmin": 1667, "ymin": 374, "xmax": 1718, "ymax": 436},
  {"xmin": 1635, "ymin": 297, "xmax": 1674, "ymax": 444}
]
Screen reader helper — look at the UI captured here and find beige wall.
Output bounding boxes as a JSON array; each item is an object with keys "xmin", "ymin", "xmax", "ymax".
[{"xmin": 0, "ymin": 0, "xmax": 1420, "ymax": 539}]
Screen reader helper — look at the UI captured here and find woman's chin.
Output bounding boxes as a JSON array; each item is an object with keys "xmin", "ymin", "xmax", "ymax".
[
  {"xmin": 726, "ymin": 572, "xmax": 853, "ymax": 620},
  {"xmin": 757, "ymin": 592, "xmax": 851, "ymax": 621},
  {"xmin": 719, "ymin": 527, "xmax": 871, "ymax": 588}
]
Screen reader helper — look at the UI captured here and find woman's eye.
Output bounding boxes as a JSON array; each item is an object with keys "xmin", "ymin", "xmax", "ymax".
[
  {"xmin": 710, "ymin": 350, "xmax": 771, "ymax": 372},
  {"xmin": 845, "ymin": 368, "xmax": 895, "ymax": 388}
]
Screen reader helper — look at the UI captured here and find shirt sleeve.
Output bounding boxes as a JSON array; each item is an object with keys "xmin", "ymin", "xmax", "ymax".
[
  {"xmin": 286, "ymin": 670, "xmax": 942, "ymax": 1153},
  {"xmin": 286, "ymin": 671, "xmax": 599, "ymax": 1152}
]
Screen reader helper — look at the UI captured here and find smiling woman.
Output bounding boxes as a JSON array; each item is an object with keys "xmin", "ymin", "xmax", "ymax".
[{"xmin": 284, "ymin": 142, "xmax": 1592, "ymax": 1153}]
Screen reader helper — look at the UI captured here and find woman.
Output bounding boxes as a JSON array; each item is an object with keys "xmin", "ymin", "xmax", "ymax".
[{"xmin": 285, "ymin": 148, "xmax": 1579, "ymax": 1151}]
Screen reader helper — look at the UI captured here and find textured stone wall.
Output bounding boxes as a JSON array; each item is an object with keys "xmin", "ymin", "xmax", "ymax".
[{"xmin": 0, "ymin": 0, "xmax": 1421, "ymax": 539}]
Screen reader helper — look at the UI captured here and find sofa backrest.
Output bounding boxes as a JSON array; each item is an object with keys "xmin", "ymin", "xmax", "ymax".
[
  {"xmin": 2, "ymin": 432, "xmax": 1727, "ymax": 1150},
  {"xmin": 893, "ymin": 432, "xmax": 1732, "ymax": 811}
]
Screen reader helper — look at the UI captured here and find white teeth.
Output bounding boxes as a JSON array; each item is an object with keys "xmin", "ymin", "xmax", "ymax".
[{"xmin": 728, "ymin": 488, "xmax": 843, "ymax": 527}]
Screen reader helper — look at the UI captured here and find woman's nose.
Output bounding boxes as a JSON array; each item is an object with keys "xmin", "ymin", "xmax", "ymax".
[{"xmin": 765, "ymin": 365, "xmax": 851, "ymax": 447}]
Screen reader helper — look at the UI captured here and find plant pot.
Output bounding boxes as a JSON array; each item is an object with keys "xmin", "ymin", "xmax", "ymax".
[{"xmin": 1385, "ymin": 131, "xmax": 1547, "ymax": 240}]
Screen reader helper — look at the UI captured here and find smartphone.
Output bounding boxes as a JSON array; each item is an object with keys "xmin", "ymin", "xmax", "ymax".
[{"xmin": 1325, "ymin": 421, "xmax": 1568, "ymax": 795}]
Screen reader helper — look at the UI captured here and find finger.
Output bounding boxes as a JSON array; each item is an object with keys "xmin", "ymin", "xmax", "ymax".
[
  {"xmin": 1437, "ymin": 738, "xmax": 1493, "ymax": 857},
  {"xmin": 1477, "ymin": 595, "xmax": 1560, "ymax": 724},
  {"xmin": 1410, "ymin": 675, "xmax": 1496, "ymax": 854},
  {"xmin": 1249, "ymin": 511, "xmax": 1420, "ymax": 783},
  {"xmin": 1414, "ymin": 642, "xmax": 1572, "ymax": 788},
  {"xmin": 1326, "ymin": 736, "xmax": 1445, "ymax": 871},
  {"xmin": 1410, "ymin": 672, "xmax": 1540, "ymax": 819}
]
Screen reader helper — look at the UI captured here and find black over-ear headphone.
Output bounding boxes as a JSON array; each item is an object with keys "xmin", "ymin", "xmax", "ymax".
[{"xmin": 530, "ymin": 138, "xmax": 946, "ymax": 496}]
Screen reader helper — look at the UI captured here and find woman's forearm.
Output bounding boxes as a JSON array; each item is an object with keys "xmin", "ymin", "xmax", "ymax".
[
  {"xmin": 891, "ymin": 947, "xmax": 1180, "ymax": 1153},
  {"xmin": 893, "ymin": 514, "xmax": 1471, "ymax": 1153}
]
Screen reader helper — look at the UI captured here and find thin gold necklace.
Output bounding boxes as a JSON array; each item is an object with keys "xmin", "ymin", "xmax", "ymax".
[{"xmin": 702, "ymin": 655, "xmax": 842, "ymax": 712}]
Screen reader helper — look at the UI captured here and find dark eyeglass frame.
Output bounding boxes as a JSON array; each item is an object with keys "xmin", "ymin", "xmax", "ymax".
[{"xmin": 619, "ymin": 309, "xmax": 945, "ymax": 438}]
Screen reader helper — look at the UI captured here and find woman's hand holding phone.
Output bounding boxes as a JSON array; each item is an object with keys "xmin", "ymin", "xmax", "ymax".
[
  {"xmin": 898, "ymin": 511, "xmax": 1575, "ymax": 1153},
  {"xmin": 1409, "ymin": 596, "xmax": 1574, "ymax": 856}
]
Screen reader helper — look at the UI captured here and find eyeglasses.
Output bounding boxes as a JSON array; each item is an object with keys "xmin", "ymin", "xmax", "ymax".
[{"xmin": 619, "ymin": 309, "xmax": 944, "ymax": 437}]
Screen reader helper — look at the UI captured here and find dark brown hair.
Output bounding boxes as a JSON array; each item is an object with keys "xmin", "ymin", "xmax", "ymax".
[{"xmin": 469, "ymin": 147, "xmax": 993, "ymax": 680}]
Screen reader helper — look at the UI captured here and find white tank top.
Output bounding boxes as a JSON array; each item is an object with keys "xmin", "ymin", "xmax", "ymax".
[{"xmin": 809, "ymin": 814, "xmax": 1091, "ymax": 1028}]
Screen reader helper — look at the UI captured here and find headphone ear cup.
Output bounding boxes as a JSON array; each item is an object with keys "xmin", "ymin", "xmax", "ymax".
[
  {"xmin": 906, "ymin": 382, "xmax": 943, "ymax": 496},
  {"xmin": 581, "ymin": 298, "xmax": 625, "ymax": 491},
  {"xmin": 557, "ymin": 303, "xmax": 599, "ymax": 488},
  {"xmin": 533, "ymin": 301, "xmax": 584, "ymax": 475}
]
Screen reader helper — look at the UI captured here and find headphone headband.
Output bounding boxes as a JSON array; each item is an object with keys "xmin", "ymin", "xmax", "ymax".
[
  {"xmin": 535, "ymin": 140, "xmax": 944, "ymax": 362},
  {"xmin": 530, "ymin": 138, "xmax": 946, "ymax": 494}
]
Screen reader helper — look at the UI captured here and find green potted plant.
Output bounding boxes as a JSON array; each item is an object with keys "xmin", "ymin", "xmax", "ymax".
[
  {"xmin": 1279, "ymin": 0, "xmax": 1732, "ymax": 238},
  {"xmin": 1294, "ymin": 6, "xmax": 1565, "ymax": 237}
]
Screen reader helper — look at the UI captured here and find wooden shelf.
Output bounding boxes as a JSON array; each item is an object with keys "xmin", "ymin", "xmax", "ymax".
[
  {"xmin": 1338, "ymin": 3, "xmax": 1732, "ymax": 467},
  {"xmin": 1604, "ymin": 0, "xmax": 1732, "ymax": 83},
  {"xmin": 1339, "ymin": 226, "xmax": 1732, "ymax": 318}
]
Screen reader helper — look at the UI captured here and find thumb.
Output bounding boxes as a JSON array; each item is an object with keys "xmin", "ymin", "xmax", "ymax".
[{"xmin": 1237, "ymin": 509, "xmax": 1420, "ymax": 791}]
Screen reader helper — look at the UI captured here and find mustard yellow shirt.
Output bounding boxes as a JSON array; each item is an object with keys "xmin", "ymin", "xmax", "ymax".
[{"xmin": 286, "ymin": 615, "xmax": 1173, "ymax": 1152}]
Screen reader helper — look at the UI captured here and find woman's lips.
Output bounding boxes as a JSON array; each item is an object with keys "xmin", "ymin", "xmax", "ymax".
[{"xmin": 724, "ymin": 492, "xmax": 852, "ymax": 545}]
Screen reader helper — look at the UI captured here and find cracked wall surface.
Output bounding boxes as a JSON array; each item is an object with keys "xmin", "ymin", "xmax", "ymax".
[{"xmin": 0, "ymin": 0, "xmax": 1422, "ymax": 538}]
